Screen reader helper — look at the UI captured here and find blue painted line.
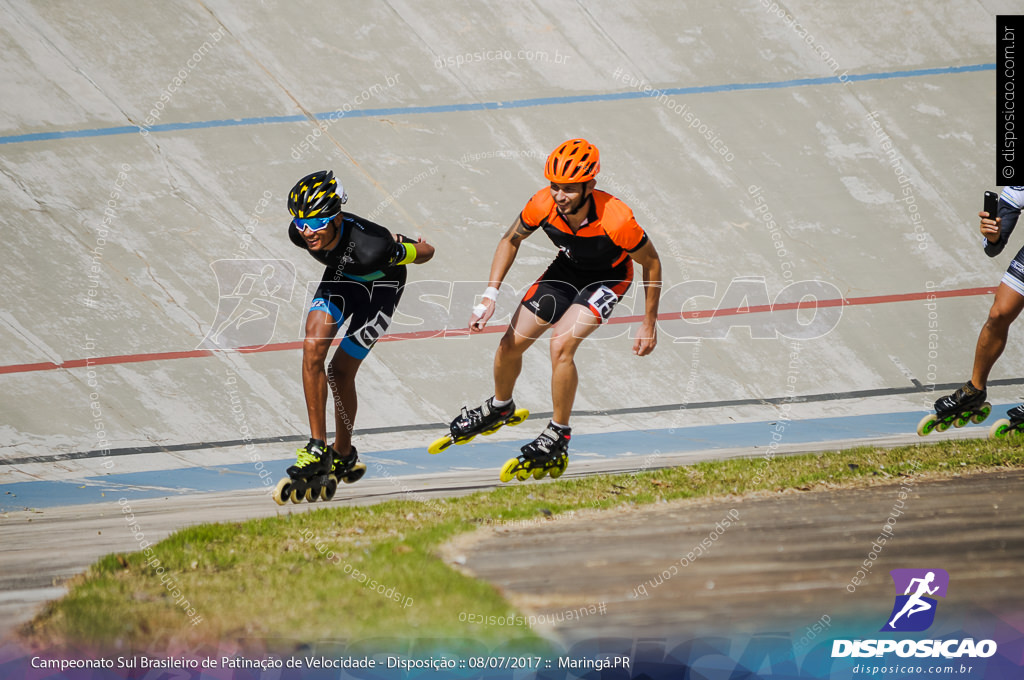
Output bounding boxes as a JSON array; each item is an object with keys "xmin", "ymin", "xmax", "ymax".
[
  {"xmin": 1, "ymin": 406, "xmax": 1007, "ymax": 512},
  {"xmin": 0, "ymin": 63, "xmax": 995, "ymax": 146}
]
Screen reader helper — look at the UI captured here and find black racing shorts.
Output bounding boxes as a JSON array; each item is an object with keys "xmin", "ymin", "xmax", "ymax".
[
  {"xmin": 520, "ymin": 256, "xmax": 634, "ymax": 325},
  {"xmin": 308, "ymin": 267, "xmax": 407, "ymax": 360}
]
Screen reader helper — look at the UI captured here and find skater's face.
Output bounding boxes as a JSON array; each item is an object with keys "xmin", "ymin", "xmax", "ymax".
[
  {"xmin": 296, "ymin": 215, "xmax": 339, "ymax": 251},
  {"xmin": 549, "ymin": 181, "xmax": 591, "ymax": 216}
]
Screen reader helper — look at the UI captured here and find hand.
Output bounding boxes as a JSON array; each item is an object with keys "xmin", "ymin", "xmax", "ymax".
[
  {"xmin": 979, "ymin": 210, "xmax": 1001, "ymax": 243},
  {"xmin": 633, "ymin": 321, "xmax": 657, "ymax": 356},
  {"xmin": 469, "ymin": 298, "xmax": 496, "ymax": 332},
  {"xmin": 394, "ymin": 233, "xmax": 428, "ymax": 244}
]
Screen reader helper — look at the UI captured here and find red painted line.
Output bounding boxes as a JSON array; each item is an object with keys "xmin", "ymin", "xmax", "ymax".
[
  {"xmin": 0, "ymin": 286, "xmax": 997, "ymax": 376},
  {"xmin": 598, "ymin": 286, "xmax": 996, "ymax": 326}
]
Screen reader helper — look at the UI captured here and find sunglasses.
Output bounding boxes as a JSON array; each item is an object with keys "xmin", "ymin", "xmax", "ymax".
[{"xmin": 293, "ymin": 215, "xmax": 336, "ymax": 232}]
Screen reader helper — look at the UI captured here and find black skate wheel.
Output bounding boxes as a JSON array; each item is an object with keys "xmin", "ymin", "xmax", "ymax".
[
  {"xmin": 321, "ymin": 476, "xmax": 338, "ymax": 501},
  {"xmin": 343, "ymin": 462, "xmax": 367, "ymax": 484}
]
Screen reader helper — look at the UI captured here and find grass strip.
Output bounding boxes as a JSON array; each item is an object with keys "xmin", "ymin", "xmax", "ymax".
[{"xmin": 23, "ymin": 436, "xmax": 1024, "ymax": 654}]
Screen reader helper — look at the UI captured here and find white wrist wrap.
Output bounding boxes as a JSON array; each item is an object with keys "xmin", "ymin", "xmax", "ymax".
[{"xmin": 482, "ymin": 286, "xmax": 500, "ymax": 301}]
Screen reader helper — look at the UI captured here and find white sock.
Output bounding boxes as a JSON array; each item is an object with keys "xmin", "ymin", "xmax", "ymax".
[
  {"xmin": 492, "ymin": 397, "xmax": 512, "ymax": 408},
  {"xmin": 551, "ymin": 420, "xmax": 570, "ymax": 430}
]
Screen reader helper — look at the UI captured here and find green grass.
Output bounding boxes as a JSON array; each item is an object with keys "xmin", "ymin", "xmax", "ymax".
[{"xmin": 24, "ymin": 436, "xmax": 1024, "ymax": 654}]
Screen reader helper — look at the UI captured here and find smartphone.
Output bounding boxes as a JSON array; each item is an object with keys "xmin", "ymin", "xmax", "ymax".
[{"xmin": 984, "ymin": 191, "xmax": 999, "ymax": 218}]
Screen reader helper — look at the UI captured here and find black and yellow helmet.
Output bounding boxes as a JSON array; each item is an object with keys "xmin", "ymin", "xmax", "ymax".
[{"xmin": 288, "ymin": 170, "xmax": 347, "ymax": 219}]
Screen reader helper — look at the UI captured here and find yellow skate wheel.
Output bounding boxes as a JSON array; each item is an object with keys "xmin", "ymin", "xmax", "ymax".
[
  {"xmin": 549, "ymin": 458, "xmax": 568, "ymax": 479},
  {"xmin": 305, "ymin": 483, "xmax": 320, "ymax": 502},
  {"xmin": 481, "ymin": 423, "xmax": 503, "ymax": 435},
  {"xmin": 499, "ymin": 458, "xmax": 521, "ymax": 483},
  {"xmin": 990, "ymin": 418, "xmax": 1012, "ymax": 439},
  {"xmin": 454, "ymin": 434, "xmax": 476, "ymax": 445},
  {"xmin": 343, "ymin": 462, "xmax": 367, "ymax": 484},
  {"xmin": 515, "ymin": 467, "xmax": 532, "ymax": 481},
  {"xmin": 273, "ymin": 478, "xmax": 292, "ymax": 506},
  {"xmin": 916, "ymin": 413, "xmax": 938, "ymax": 437},
  {"xmin": 428, "ymin": 434, "xmax": 454, "ymax": 454},
  {"xmin": 532, "ymin": 467, "xmax": 547, "ymax": 480},
  {"xmin": 972, "ymin": 403, "xmax": 992, "ymax": 424},
  {"xmin": 507, "ymin": 408, "xmax": 530, "ymax": 426},
  {"xmin": 289, "ymin": 486, "xmax": 305, "ymax": 504}
]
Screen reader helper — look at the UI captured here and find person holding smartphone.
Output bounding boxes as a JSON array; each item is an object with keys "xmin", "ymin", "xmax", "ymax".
[{"xmin": 924, "ymin": 187, "xmax": 1024, "ymax": 432}]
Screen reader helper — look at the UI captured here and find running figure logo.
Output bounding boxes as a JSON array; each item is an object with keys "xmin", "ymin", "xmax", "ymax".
[
  {"xmin": 198, "ymin": 259, "xmax": 295, "ymax": 350},
  {"xmin": 881, "ymin": 568, "xmax": 949, "ymax": 632}
]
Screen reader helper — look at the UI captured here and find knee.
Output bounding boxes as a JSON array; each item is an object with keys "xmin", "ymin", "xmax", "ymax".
[
  {"xmin": 498, "ymin": 331, "xmax": 526, "ymax": 358},
  {"xmin": 549, "ymin": 336, "xmax": 575, "ymax": 365},
  {"xmin": 302, "ymin": 337, "xmax": 330, "ymax": 368},
  {"xmin": 986, "ymin": 305, "xmax": 1016, "ymax": 330}
]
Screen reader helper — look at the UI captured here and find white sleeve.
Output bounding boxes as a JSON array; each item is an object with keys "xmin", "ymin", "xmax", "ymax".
[{"xmin": 1000, "ymin": 186, "xmax": 1024, "ymax": 209}]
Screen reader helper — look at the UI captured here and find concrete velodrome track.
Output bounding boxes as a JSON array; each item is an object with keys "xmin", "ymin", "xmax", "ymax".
[{"xmin": 1, "ymin": 0, "xmax": 1023, "ymax": 672}]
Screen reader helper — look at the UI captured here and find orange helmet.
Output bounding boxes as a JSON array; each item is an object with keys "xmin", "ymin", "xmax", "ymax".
[{"xmin": 544, "ymin": 139, "xmax": 600, "ymax": 183}]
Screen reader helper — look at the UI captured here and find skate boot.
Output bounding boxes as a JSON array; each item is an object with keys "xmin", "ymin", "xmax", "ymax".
[
  {"xmin": 917, "ymin": 381, "xmax": 990, "ymax": 437},
  {"xmin": 989, "ymin": 403, "xmax": 1024, "ymax": 439},
  {"xmin": 500, "ymin": 422, "xmax": 571, "ymax": 483},
  {"xmin": 428, "ymin": 397, "xmax": 530, "ymax": 454},
  {"xmin": 272, "ymin": 438, "xmax": 334, "ymax": 505},
  {"xmin": 331, "ymin": 444, "xmax": 367, "ymax": 485}
]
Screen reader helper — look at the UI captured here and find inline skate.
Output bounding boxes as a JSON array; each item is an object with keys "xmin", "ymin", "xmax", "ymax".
[
  {"xmin": 428, "ymin": 396, "xmax": 530, "ymax": 454},
  {"xmin": 273, "ymin": 438, "xmax": 336, "ymax": 505},
  {"xmin": 332, "ymin": 444, "xmax": 367, "ymax": 485},
  {"xmin": 499, "ymin": 421, "xmax": 570, "ymax": 483},
  {"xmin": 917, "ymin": 381, "xmax": 991, "ymax": 436},
  {"xmin": 989, "ymin": 404, "xmax": 1024, "ymax": 438}
]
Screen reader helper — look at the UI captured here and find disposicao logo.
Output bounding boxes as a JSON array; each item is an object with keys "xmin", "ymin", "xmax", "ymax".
[
  {"xmin": 882, "ymin": 568, "xmax": 948, "ymax": 632},
  {"xmin": 831, "ymin": 568, "xmax": 998, "ymax": 659}
]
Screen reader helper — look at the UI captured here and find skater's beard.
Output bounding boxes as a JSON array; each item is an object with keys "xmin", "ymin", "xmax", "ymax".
[{"xmin": 551, "ymin": 182, "xmax": 592, "ymax": 218}]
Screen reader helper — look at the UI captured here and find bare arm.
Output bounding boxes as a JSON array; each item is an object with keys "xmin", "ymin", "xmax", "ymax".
[
  {"xmin": 394, "ymin": 233, "xmax": 435, "ymax": 264},
  {"xmin": 628, "ymin": 239, "xmax": 662, "ymax": 356},
  {"xmin": 412, "ymin": 237, "xmax": 434, "ymax": 264},
  {"xmin": 470, "ymin": 218, "xmax": 534, "ymax": 331}
]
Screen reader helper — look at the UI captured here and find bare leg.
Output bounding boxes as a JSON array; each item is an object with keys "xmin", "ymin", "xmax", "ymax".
[
  {"xmin": 328, "ymin": 349, "xmax": 363, "ymax": 458},
  {"xmin": 301, "ymin": 311, "xmax": 339, "ymax": 442},
  {"xmin": 493, "ymin": 306, "xmax": 549, "ymax": 402},
  {"xmin": 971, "ymin": 283, "xmax": 1024, "ymax": 389},
  {"xmin": 548, "ymin": 304, "xmax": 604, "ymax": 425}
]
